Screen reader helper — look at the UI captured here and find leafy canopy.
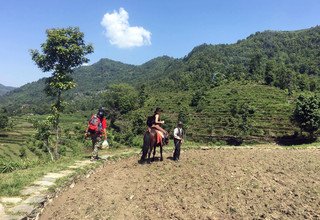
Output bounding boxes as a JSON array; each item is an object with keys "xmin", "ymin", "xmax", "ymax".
[
  {"xmin": 30, "ymin": 27, "xmax": 94, "ymax": 96},
  {"xmin": 291, "ymin": 94, "xmax": 320, "ymax": 136}
]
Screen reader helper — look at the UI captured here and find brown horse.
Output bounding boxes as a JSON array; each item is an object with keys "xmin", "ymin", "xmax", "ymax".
[{"xmin": 140, "ymin": 128, "xmax": 168, "ymax": 163}]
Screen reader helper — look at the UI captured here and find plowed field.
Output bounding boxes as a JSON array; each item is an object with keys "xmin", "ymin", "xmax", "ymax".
[{"xmin": 40, "ymin": 147, "xmax": 320, "ymax": 220}]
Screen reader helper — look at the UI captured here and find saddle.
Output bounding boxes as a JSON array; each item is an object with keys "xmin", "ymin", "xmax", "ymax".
[
  {"xmin": 155, "ymin": 130, "xmax": 164, "ymax": 145},
  {"xmin": 147, "ymin": 127, "xmax": 164, "ymax": 145}
]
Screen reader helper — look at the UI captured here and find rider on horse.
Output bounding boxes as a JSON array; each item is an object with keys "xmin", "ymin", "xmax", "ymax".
[{"xmin": 148, "ymin": 107, "xmax": 168, "ymax": 143}]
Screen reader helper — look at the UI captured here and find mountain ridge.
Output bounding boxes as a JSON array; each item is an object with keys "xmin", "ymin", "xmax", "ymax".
[
  {"xmin": 0, "ymin": 84, "xmax": 16, "ymax": 96},
  {"xmin": 1, "ymin": 26, "xmax": 320, "ymax": 114}
]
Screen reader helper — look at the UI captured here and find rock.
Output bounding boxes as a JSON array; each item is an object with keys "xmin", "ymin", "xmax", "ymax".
[
  {"xmin": 68, "ymin": 165, "xmax": 80, "ymax": 169},
  {"xmin": 1, "ymin": 215, "xmax": 25, "ymax": 220},
  {"xmin": 45, "ymin": 172, "xmax": 68, "ymax": 179},
  {"xmin": 34, "ymin": 181, "xmax": 55, "ymax": 187},
  {"xmin": 23, "ymin": 195, "xmax": 47, "ymax": 204},
  {"xmin": 1, "ymin": 197, "xmax": 23, "ymax": 204},
  {"xmin": 21, "ymin": 185, "xmax": 48, "ymax": 196},
  {"xmin": 59, "ymin": 170, "xmax": 73, "ymax": 175},
  {"xmin": 70, "ymin": 182, "xmax": 75, "ymax": 188},
  {"xmin": 0, "ymin": 203, "xmax": 5, "ymax": 215},
  {"xmin": 100, "ymin": 155, "xmax": 109, "ymax": 160},
  {"xmin": 9, "ymin": 204, "xmax": 35, "ymax": 214}
]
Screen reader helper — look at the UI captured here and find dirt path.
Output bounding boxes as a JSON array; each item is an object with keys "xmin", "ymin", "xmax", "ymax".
[{"xmin": 40, "ymin": 147, "xmax": 320, "ymax": 219}]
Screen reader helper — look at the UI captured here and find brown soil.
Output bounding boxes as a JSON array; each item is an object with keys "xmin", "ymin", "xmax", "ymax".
[{"xmin": 40, "ymin": 147, "xmax": 320, "ymax": 220}]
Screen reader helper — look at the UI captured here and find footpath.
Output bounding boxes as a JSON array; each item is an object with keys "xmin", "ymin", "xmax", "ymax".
[{"xmin": 0, "ymin": 148, "xmax": 140, "ymax": 220}]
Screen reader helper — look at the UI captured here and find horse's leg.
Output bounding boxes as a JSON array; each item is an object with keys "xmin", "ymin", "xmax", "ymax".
[
  {"xmin": 160, "ymin": 144, "xmax": 163, "ymax": 161},
  {"xmin": 147, "ymin": 143, "xmax": 152, "ymax": 163},
  {"xmin": 153, "ymin": 144, "xmax": 156, "ymax": 161}
]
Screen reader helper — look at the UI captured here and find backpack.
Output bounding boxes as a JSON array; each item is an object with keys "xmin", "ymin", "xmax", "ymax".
[
  {"xmin": 88, "ymin": 114, "xmax": 102, "ymax": 133},
  {"xmin": 146, "ymin": 115, "xmax": 155, "ymax": 127}
]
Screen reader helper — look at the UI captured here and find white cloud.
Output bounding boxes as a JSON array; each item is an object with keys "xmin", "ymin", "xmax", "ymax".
[{"xmin": 101, "ymin": 8, "xmax": 151, "ymax": 48}]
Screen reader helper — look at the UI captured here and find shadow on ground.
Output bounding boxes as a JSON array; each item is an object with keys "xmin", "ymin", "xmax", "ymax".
[{"xmin": 276, "ymin": 134, "xmax": 317, "ymax": 146}]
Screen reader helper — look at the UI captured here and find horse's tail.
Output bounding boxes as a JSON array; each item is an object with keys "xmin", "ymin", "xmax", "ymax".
[{"xmin": 141, "ymin": 131, "xmax": 150, "ymax": 160}]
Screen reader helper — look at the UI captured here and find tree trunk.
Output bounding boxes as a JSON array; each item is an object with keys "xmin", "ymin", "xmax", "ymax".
[
  {"xmin": 54, "ymin": 90, "xmax": 62, "ymax": 160},
  {"xmin": 45, "ymin": 139, "xmax": 54, "ymax": 161}
]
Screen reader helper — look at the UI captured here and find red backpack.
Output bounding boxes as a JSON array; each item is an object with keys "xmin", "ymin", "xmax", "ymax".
[{"xmin": 88, "ymin": 114, "xmax": 102, "ymax": 133}]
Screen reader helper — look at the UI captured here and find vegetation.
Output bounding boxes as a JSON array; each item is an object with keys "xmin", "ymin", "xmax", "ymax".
[
  {"xmin": 291, "ymin": 94, "xmax": 320, "ymax": 137},
  {"xmin": 30, "ymin": 27, "xmax": 94, "ymax": 159},
  {"xmin": 0, "ymin": 84, "xmax": 16, "ymax": 96},
  {"xmin": 0, "ymin": 26, "xmax": 320, "ymax": 151},
  {"xmin": 0, "ymin": 108, "xmax": 9, "ymax": 130}
]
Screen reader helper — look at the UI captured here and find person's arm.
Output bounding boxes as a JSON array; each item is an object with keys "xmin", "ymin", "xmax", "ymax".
[
  {"xmin": 102, "ymin": 118, "xmax": 107, "ymax": 140},
  {"xmin": 102, "ymin": 128, "xmax": 107, "ymax": 140},
  {"xmin": 155, "ymin": 114, "xmax": 164, "ymax": 124},
  {"xmin": 173, "ymin": 128, "xmax": 181, "ymax": 140}
]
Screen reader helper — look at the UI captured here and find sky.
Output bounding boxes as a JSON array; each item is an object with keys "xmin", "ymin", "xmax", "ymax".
[{"xmin": 0, "ymin": 0, "xmax": 320, "ymax": 87}]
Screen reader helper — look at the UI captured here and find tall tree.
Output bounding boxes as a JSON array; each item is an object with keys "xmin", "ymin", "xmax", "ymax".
[{"xmin": 30, "ymin": 27, "xmax": 93, "ymax": 159}]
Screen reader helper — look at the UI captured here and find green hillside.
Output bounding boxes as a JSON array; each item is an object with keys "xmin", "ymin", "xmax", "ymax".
[
  {"xmin": 0, "ymin": 84, "xmax": 16, "ymax": 96},
  {"xmin": 0, "ymin": 26, "xmax": 319, "ymax": 143},
  {"xmin": 0, "ymin": 56, "xmax": 175, "ymax": 114},
  {"xmin": 159, "ymin": 26, "xmax": 320, "ymax": 91},
  {"xmin": 130, "ymin": 81, "xmax": 296, "ymax": 142}
]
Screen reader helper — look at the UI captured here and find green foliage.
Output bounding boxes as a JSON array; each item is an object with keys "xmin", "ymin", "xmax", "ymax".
[
  {"xmin": 291, "ymin": 94, "xmax": 320, "ymax": 137},
  {"xmin": 228, "ymin": 102, "xmax": 256, "ymax": 137},
  {"xmin": 0, "ymin": 159, "xmax": 46, "ymax": 173},
  {"xmin": 30, "ymin": 27, "xmax": 93, "ymax": 159},
  {"xmin": 103, "ymin": 83, "xmax": 139, "ymax": 115},
  {"xmin": 28, "ymin": 117, "xmax": 54, "ymax": 160},
  {"xmin": 0, "ymin": 112, "xmax": 9, "ymax": 130},
  {"xmin": 0, "ymin": 84, "xmax": 16, "ymax": 96},
  {"xmin": 3, "ymin": 27, "xmax": 320, "ymax": 115}
]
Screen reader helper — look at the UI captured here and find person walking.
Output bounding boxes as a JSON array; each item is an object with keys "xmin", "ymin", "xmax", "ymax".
[
  {"xmin": 173, "ymin": 121, "xmax": 184, "ymax": 161},
  {"xmin": 85, "ymin": 107, "xmax": 107, "ymax": 160}
]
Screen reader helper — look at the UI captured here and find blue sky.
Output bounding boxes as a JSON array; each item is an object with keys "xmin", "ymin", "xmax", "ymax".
[{"xmin": 1, "ymin": 0, "xmax": 320, "ymax": 87}]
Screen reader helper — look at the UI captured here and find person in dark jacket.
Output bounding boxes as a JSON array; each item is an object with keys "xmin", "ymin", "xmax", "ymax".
[{"xmin": 173, "ymin": 121, "xmax": 184, "ymax": 161}]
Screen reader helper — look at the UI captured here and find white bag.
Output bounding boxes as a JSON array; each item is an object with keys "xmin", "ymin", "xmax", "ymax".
[{"xmin": 101, "ymin": 139, "xmax": 109, "ymax": 149}]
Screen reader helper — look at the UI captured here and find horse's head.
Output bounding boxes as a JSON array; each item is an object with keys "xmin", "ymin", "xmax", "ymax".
[{"xmin": 164, "ymin": 137, "xmax": 169, "ymax": 145}]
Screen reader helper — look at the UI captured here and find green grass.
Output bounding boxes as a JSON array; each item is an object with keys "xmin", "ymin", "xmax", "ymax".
[{"xmin": 0, "ymin": 156, "xmax": 78, "ymax": 196}]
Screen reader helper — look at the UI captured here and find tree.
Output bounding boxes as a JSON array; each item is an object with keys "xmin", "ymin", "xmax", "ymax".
[
  {"xmin": 138, "ymin": 84, "xmax": 147, "ymax": 107},
  {"xmin": 28, "ymin": 117, "xmax": 54, "ymax": 161},
  {"xmin": 225, "ymin": 102, "xmax": 255, "ymax": 144},
  {"xmin": 30, "ymin": 27, "xmax": 93, "ymax": 159},
  {"xmin": 291, "ymin": 94, "xmax": 320, "ymax": 137},
  {"xmin": 102, "ymin": 83, "xmax": 139, "ymax": 130},
  {"xmin": 0, "ymin": 114, "xmax": 8, "ymax": 130}
]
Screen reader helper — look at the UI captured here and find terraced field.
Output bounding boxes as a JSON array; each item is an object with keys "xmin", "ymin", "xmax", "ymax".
[{"xmin": 144, "ymin": 82, "xmax": 297, "ymax": 143}]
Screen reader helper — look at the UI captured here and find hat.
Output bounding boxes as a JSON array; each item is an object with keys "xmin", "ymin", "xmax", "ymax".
[
  {"xmin": 178, "ymin": 121, "xmax": 183, "ymax": 125},
  {"xmin": 97, "ymin": 107, "xmax": 106, "ymax": 117},
  {"xmin": 154, "ymin": 107, "xmax": 162, "ymax": 113}
]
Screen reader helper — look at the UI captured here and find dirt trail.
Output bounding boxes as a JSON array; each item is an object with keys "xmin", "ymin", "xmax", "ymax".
[{"xmin": 40, "ymin": 147, "xmax": 320, "ymax": 220}]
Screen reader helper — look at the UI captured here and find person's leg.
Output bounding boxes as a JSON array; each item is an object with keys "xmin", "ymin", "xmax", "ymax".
[
  {"xmin": 92, "ymin": 135, "xmax": 101, "ymax": 160},
  {"xmin": 176, "ymin": 141, "xmax": 181, "ymax": 160},
  {"xmin": 152, "ymin": 125, "xmax": 168, "ymax": 136},
  {"xmin": 173, "ymin": 139, "xmax": 179, "ymax": 160}
]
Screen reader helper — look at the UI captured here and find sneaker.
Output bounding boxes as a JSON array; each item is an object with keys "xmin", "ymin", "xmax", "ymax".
[{"xmin": 90, "ymin": 156, "xmax": 98, "ymax": 161}]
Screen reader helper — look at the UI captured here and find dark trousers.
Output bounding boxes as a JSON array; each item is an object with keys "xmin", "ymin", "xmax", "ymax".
[{"xmin": 173, "ymin": 139, "xmax": 181, "ymax": 160}]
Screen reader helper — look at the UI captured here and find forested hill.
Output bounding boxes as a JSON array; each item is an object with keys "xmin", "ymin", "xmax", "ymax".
[
  {"xmin": 160, "ymin": 26, "xmax": 320, "ymax": 91},
  {"xmin": 0, "ymin": 56, "xmax": 175, "ymax": 114},
  {"xmin": 0, "ymin": 84, "xmax": 16, "ymax": 96},
  {"xmin": 1, "ymin": 26, "xmax": 320, "ymax": 114}
]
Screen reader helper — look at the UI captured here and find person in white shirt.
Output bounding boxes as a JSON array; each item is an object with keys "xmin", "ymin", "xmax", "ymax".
[{"xmin": 173, "ymin": 121, "xmax": 184, "ymax": 161}]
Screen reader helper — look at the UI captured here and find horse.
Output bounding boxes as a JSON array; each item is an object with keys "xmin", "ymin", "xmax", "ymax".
[{"xmin": 140, "ymin": 128, "xmax": 168, "ymax": 163}]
